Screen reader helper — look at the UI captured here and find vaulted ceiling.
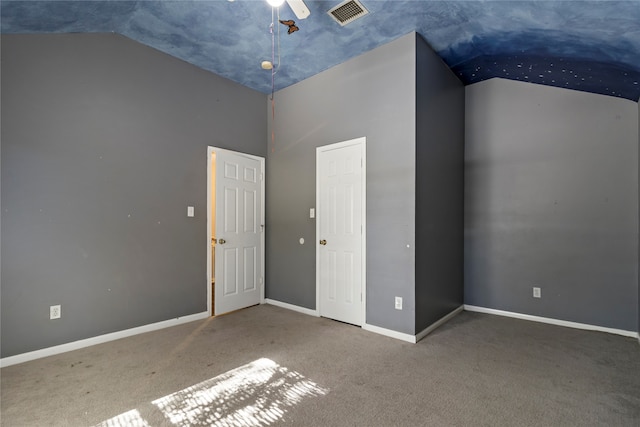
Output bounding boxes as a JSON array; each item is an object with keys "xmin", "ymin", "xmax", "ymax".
[{"xmin": 2, "ymin": 0, "xmax": 640, "ymax": 101}]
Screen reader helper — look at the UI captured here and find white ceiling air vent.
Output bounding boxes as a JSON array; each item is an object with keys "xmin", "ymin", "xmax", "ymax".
[{"xmin": 327, "ymin": 0, "xmax": 369, "ymax": 26}]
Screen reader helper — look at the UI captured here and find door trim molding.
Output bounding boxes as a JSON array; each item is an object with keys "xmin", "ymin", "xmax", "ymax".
[
  {"xmin": 207, "ymin": 146, "xmax": 266, "ymax": 316},
  {"xmin": 315, "ymin": 137, "xmax": 367, "ymax": 326}
]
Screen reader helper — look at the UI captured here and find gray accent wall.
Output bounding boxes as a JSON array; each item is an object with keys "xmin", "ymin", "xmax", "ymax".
[
  {"xmin": 414, "ymin": 36, "xmax": 465, "ymax": 332},
  {"xmin": 266, "ymin": 32, "xmax": 464, "ymax": 335},
  {"xmin": 465, "ymin": 78, "xmax": 639, "ymax": 331},
  {"xmin": 266, "ymin": 33, "xmax": 417, "ymax": 334},
  {"xmin": 1, "ymin": 33, "xmax": 266, "ymax": 357}
]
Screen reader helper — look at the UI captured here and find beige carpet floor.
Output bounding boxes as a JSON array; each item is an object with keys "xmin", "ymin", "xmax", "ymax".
[{"xmin": 1, "ymin": 305, "xmax": 639, "ymax": 426}]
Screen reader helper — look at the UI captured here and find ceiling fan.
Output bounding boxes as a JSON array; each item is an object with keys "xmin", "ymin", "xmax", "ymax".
[{"xmin": 266, "ymin": 0, "xmax": 311, "ymax": 20}]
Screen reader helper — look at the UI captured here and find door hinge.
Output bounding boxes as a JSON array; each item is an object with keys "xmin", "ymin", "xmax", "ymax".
[{"xmin": 260, "ymin": 173, "xmax": 264, "ymax": 181}]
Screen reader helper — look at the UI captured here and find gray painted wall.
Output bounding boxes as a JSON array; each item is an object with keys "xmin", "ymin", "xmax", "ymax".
[
  {"xmin": 1, "ymin": 33, "xmax": 266, "ymax": 357},
  {"xmin": 414, "ymin": 36, "xmax": 465, "ymax": 332},
  {"xmin": 465, "ymin": 78, "xmax": 639, "ymax": 331},
  {"xmin": 266, "ymin": 33, "xmax": 417, "ymax": 334}
]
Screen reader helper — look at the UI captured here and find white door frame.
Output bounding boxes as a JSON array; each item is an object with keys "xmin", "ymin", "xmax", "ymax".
[
  {"xmin": 315, "ymin": 137, "xmax": 367, "ymax": 326},
  {"xmin": 207, "ymin": 146, "xmax": 266, "ymax": 316}
]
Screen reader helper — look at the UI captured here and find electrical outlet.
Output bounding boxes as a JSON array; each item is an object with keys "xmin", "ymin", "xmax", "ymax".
[
  {"xmin": 395, "ymin": 296, "xmax": 403, "ymax": 310},
  {"xmin": 50, "ymin": 305, "xmax": 61, "ymax": 319},
  {"xmin": 533, "ymin": 287, "xmax": 541, "ymax": 298}
]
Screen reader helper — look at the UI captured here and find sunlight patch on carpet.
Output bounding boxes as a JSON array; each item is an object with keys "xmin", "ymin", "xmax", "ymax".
[
  {"xmin": 95, "ymin": 358, "xmax": 328, "ymax": 426},
  {"xmin": 97, "ymin": 409, "xmax": 150, "ymax": 427}
]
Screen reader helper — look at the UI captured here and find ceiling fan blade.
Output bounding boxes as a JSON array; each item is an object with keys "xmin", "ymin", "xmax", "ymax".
[{"xmin": 286, "ymin": 0, "xmax": 310, "ymax": 19}]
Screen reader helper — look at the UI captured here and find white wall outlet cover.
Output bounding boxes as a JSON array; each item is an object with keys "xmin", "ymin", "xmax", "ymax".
[
  {"xmin": 187, "ymin": 206, "xmax": 194, "ymax": 217},
  {"xmin": 309, "ymin": 208, "xmax": 315, "ymax": 218},
  {"xmin": 533, "ymin": 287, "xmax": 541, "ymax": 298},
  {"xmin": 395, "ymin": 296, "xmax": 403, "ymax": 310},
  {"xmin": 50, "ymin": 305, "xmax": 61, "ymax": 319}
]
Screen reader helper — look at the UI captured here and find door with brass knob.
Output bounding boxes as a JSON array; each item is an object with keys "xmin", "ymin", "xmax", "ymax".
[
  {"xmin": 212, "ymin": 147, "xmax": 264, "ymax": 316},
  {"xmin": 317, "ymin": 138, "xmax": 365, "ymax": 327}
]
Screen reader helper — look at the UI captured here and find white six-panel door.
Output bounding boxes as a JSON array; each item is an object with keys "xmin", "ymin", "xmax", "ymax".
[
  {"xmin": 317, "ymin": 138, "xmax": 366, "ymax": 326},
  {"xmin": 213, "ymin": 148, "xmax": 264, "ymax": 315}
]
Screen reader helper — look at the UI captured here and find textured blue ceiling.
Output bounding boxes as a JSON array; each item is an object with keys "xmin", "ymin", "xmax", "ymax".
[{"xmin": 2, "ymin": 0, "xmax": 640, "ymax": 100}]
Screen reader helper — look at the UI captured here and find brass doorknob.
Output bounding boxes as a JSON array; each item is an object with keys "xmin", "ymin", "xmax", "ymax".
[
  {"xmin": 219, "ymin": 238, "xmax": 226, "ymax": 244},
  {"xmin": 319, "ymin": 239, "xmax": 327, "ymax": 245}
]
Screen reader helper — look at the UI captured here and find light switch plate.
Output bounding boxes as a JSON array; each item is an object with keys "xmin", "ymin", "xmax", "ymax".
[
  {"xmin": 310, "ymin": 208, "xmax": 315, "ymax": 218},
  {"xmin": 187, "ymin": 206, "xmax": 194, "ymax": 217}
]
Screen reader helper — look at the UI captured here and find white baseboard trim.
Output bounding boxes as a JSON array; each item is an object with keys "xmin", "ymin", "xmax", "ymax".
[
  {"xmin": 464, "ymin": 305, "xmax": 639, "ymax": 339},
  {"xmin": 364, "ymin": 305, "xmax": 463, "ymax": 344},
  {"xmin": 415, "ymin": 305, "xmax": 464, "ymax": 343},
  {"xmin": 0, "ymin": 312, "xmax": 209, "ymax": 368},
  {"xmin": 265, "ymin": 299, "xmax": 319, "ymax": 317},
  {"xmin": 362, "ymin": 323, "xmax": 416, "ymax": 343}
]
